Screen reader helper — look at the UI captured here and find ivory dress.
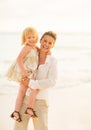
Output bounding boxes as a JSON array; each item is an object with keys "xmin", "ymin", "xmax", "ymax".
[{"xmin": 6, "ymin": 48, "xmax": 38, "ymax": 82}]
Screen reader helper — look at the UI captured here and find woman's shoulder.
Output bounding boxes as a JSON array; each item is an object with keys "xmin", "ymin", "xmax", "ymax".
[{"xmin": 48, "ymin": 55, "xmax": 57, "ymax": 63}]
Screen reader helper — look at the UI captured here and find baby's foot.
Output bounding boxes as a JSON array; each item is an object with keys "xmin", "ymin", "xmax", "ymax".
[
  {"xmin": 25, "ymin": 107, "xmax": 38, "ymax": 118},
  {"xmin": 25, "ymin": 107, "xmax": 34, "ymax": 117},
  {"xmin": 10, "ymin": 111, "xmax": 22, "ymax": 122}
]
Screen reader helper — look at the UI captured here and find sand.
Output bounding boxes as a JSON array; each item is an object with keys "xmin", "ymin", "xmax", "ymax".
[{"xmin": 0, "ymin": 85, "xmax": 91, "ymax": 130}]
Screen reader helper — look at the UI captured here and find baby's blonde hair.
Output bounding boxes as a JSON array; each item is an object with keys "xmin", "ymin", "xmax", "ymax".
[{"xmin": 21, "ymin": 27, "xmax": 38, "ymax": 45}]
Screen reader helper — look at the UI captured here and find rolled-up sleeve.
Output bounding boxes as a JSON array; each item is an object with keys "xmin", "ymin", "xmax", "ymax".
[{"xmin": 29, "ymin": 58, "xmax": 58, "ymax": 90}]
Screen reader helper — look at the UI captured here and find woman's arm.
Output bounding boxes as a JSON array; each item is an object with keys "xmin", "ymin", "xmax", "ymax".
[{"xmin": 29, "ymin": 58, "xmax": 58, "ymax": 90}]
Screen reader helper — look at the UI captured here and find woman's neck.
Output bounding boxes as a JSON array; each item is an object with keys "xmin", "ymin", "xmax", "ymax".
[{"xmin": 38, "ymin": 51, "xmax": 47, "ymax": 65}]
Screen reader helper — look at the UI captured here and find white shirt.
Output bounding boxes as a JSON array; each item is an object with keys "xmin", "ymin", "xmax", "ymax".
[{"xmin": 26, "ymin": 55, "xmax": 58, "ymax": 103}]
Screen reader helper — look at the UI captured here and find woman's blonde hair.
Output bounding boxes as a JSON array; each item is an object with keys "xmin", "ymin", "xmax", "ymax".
[{"xmin": 21, "ymin": 27, "xmax": 38, "ymax": 45}]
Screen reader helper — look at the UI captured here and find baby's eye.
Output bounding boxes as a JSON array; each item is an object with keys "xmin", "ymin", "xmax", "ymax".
[
  {"xmin": 27, "ymin": 36, "xmax": 31, "ymax": 39},
  {"xmin": 44, "ymin": 40, "xmax": 47, "ymax": 43}
]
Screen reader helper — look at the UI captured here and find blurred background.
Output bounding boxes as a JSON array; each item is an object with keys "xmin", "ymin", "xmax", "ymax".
[{"xmin": 0, "ymin": 0, "xmax": 91, "ymax": 91}]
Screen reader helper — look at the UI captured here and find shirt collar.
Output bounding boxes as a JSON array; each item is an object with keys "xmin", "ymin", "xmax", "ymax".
[{"xmin": 45, "ymin": 55, "xmax": 51, "ymax": 64}]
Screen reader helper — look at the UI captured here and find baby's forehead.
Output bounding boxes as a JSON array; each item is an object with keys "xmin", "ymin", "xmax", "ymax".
[{"xmin": 25, "ymin": 32, "xmax": 37, "ymax": 36}]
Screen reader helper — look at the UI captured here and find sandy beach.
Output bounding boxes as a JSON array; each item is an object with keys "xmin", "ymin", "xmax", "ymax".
[{"xmin": 0, "ymin": 85, "xmax": 91, "ymax": 130}]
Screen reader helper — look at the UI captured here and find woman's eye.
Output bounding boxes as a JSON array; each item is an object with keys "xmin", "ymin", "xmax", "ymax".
[{"xmin": 49, "ymin": 42, "xmax": 52, "ymax": 45}]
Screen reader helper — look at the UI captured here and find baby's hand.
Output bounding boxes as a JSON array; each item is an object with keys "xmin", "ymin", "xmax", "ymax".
[
  {"xmin": 21, "ymin": 76, "xmax": 30, "ymax": 86},
  {"xmin": 23, "ymin": 71, "xmax": 29, "ymax": 77}
]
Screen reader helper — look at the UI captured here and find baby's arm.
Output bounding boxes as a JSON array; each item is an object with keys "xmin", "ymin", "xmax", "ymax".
[{"xmin": 17, "ymin": 45, "xmax": 31, "ymax": 77}]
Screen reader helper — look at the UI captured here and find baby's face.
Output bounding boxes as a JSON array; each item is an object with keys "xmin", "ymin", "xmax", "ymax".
[{"xmin": 25, "ymin": 33, "xmax": 37, "ymax": 47}]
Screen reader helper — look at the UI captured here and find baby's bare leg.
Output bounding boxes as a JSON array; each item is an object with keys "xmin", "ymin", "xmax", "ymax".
[
  {"xmin": 25, "ymin": 89, "xmax": 39, "ymax": 117},
  {"xmin": 10, "ymin": 82, "xmax": 28, "ymax": 122},
  {"xmin": 28, "ymin": 89, "xmax": 39, "ymax": 108},
  {"xmin": 14, "ymin": 83, "xmax": 28, "ymax": 112}
]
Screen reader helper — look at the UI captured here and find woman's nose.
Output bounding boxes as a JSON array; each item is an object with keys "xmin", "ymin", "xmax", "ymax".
[{"xmin": 45, "ymin": 42, "xmax": 49, "ymax": 46}]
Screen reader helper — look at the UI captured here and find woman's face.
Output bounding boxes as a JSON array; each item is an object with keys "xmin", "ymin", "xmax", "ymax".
[{"xmin": 40, "ymin": 35, "xmax": 55, "ymax": 53}]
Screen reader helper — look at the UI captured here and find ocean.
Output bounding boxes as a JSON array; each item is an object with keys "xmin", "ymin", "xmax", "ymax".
[{"xmin": 0, "ymin": 32, "xmax": 91, "ymax": 94}]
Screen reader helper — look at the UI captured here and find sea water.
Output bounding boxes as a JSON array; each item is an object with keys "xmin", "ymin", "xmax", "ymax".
[{"xmin": 0, "ymin": 32, "xmax": 91, "ymax": 93}]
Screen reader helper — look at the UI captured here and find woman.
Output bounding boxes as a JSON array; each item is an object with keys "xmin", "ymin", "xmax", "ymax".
[{"xmin": 14, "ymin": 31, "xmax": 58, "ymax": 130}]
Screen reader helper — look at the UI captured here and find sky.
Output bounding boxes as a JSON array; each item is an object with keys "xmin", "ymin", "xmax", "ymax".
[{"xmin": 0, "ymin": 0, "xmax": 91, "ymax": 32}]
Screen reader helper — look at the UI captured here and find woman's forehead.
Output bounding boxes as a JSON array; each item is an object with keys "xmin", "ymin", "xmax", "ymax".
[
  {"xmin": 42, "ymin": 35, "xmax": 55, "ymax": 42},
  {"xmin": 43, "ymin": 35, "xmax": 54, "ymax": 39}
]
